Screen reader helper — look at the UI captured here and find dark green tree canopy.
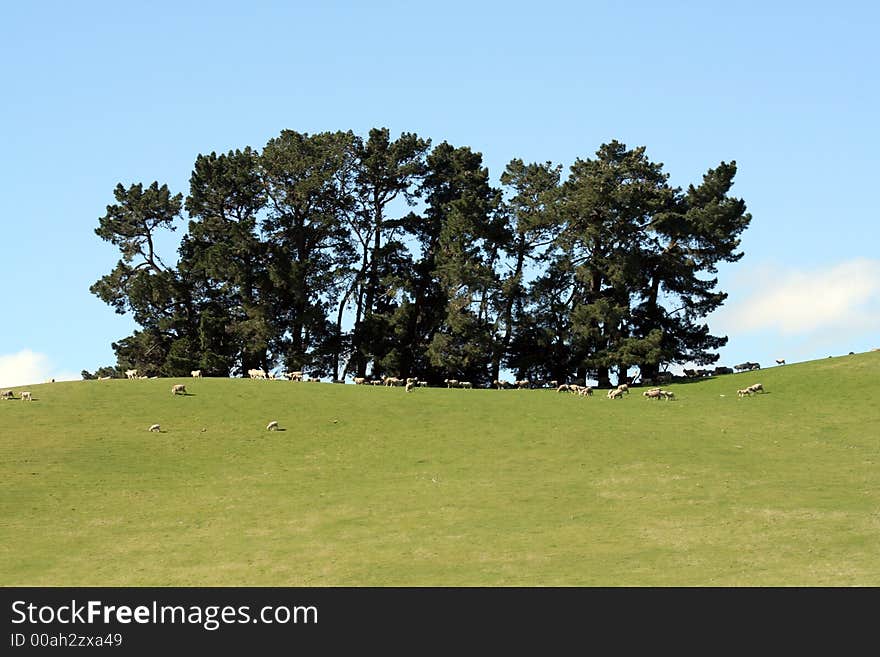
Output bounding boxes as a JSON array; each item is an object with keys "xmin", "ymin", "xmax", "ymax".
[{"xmin": 91, "ymin": 132, "xmax": 750, "ymax": 385}]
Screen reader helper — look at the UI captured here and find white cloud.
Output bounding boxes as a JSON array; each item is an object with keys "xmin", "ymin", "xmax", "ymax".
[
  {"xmin": 0, "ymin": 350, "xmax": 80, "ymax": 388},
  {"xmin": 719, "ymin": 258, "xmax": 880, "ymax": 335}
]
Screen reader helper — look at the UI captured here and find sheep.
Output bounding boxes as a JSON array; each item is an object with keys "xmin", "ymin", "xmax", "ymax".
[
  {"xmin": 556, "ymin": 383, "xmax": 570, "ymax": 393},
  {"xmin": 549, "ymin": 380, "xmax": 559, "ymax": 389},
  {"xmin": 1, "ymin": 390, "xmax": 14, "ymax": 400},
  {"xmin": 354, "ymin": 377, "xmax": 367, "ymax": 385},
  {"xmin": 287, "ymin": 371, "xmax": 303, "ymax": 381},
  {"xmin": 191, "ymin": 370, "xmax": 202, "ymax": 378},
  {"xmin": 20, "ymin": 391, "xmax": 33, "ymax": 401},
  {"xmin": 747, "ymin": 383, "xmax": 764, "ymax": 394},
  {"xmin": 149, "ymin": 424, "xmax": 161, "ymax": 433},
  {"xmin": 418, "ymin": 381, "xmax": 428, "ymax": 387},
  {"xmin": 607, "ymin": 388, "xmax": 624, "ymax": 400},
  {"xmin": 616, "ymin": 383, "xmax": 630, "ymax": 395},
  {"xmin": 737, "ymin": 388, "xmax": 753, "ymax": 398},
  {"xmin": 384, "ymin": 376, "xmax": 403, "ymax": 387},
  {"xmin": 371, "ymin": 379, "xmax": 384, "ymax": 386},
  {"xmin": 266, "ymin": 421, "xmax": 279, "ymax": 431},
  {"xmin": 660, "ymin": 390, "xmax": 675, "ymax": 400},
  {"xmin": 97, "ymin": 375, "xmax": 112, "ymax": 380},
  {"xmin": 125, "ymin": 369, "xmax": 138, "ymax": 379},
  {"xmin": 775, "ymin": 359, "xmax": 786, "ymax": 366},
  {"xmin": 445, "ymin": 379, "xmax": 459, "ymax": 388},
  {"xmin": 515, "ymin": 379, "xmax": 530, "ymax": 389},
  {"xmin": 405, "ymin": 380, "xmax": 416, "ymax": 393},
  {"xmin": 643, "ymin": 388, "xmax": 662, "ymax": 399},
  {"xmin": 578, "ymin": 386, "xmax": 593, "ymax": 397},
  {"xmin": 460, "ymin": 381, "xmax": 473, "ymax": 389},
  {"xmin": 171, "ymin": 384, "xmax": 187, "ymax": 395}
]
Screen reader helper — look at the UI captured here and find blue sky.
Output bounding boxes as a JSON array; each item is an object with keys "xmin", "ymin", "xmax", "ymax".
[{"xmin": 1, "ymin": 0, "xmax": 878, "ymax": 386}]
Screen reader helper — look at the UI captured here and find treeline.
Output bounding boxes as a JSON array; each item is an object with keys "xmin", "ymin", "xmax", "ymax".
[{"xmin": 91, "ymin": 128, "xmax": 751, "ymax": 387}]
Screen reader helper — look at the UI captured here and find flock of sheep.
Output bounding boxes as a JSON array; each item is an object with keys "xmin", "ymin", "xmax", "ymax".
[{"xmin": 2, "ymin": 359, "xmax": 778, "ymax": 436}]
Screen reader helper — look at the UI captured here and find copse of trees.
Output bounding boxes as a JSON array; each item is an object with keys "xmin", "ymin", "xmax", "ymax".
[{"xmin": 90, "ymin": 128, "xmax": 751, "ymax": 387}]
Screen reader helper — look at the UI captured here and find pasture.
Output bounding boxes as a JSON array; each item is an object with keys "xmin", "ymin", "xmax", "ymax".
[{"xmin": 1, "ymin": 352, "xmax": 878, "ymax": 586}]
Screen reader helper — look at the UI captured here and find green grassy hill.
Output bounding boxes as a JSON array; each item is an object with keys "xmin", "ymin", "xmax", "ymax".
[{"xmin": 2, "ymin": 352, "xmax": 878, "ymax": 586}]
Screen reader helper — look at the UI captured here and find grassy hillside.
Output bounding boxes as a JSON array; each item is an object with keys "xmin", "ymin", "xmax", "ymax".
[{"xmin": 2, "ymin": 352, "xmax": 878, "ymax": 586}]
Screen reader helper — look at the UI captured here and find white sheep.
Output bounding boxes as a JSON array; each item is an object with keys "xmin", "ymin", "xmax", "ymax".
[
  {"xmin": 515, "ymin": 379, "xmax": 530, "ymax": 389},
  {"xmin": 125, "ymin": 369, "xmax": 138, "ymax": 379},
  {"xmin": 149, "ymin": 424, "xmax": 161, "ymax": 432},
  {"xmin": 289, "ymin": 371, "xmax": 303, "ymax": 381},
  {"xmin": 266, "ymin": 421, "xmax": 279, "ymax": 431},
  {"xmin": 1, "ymin": 390, "xmax": 14, "ymax": 400},
  {"xmin": 171, "ymin": 384, "xmax": 187, "ymax": 395},
  {"xmin": 643, "ymin": 388, "xmax": 662, "ymax": 399},
  {"xmin": 460, "ymin": 381, "xmax": 473, "ymax": 389},
  {"xmin": 354, "ymin": 377, "xmax": 367, "ymax": 385},
  {"xmin": 20, "ymin": 391, "xmax": 33, "ymax": 401},
  {"xmin": 660, "ymin": 390, "xmax": 675, "ymax": 400},
  {"xmin": 607, "ymin": 388, "xmax": 624, "ymax": 399},
  {"xmin": 405, "ymin": 380, "xmax": 416, "ymax": 393},
  {"xmin": 737, "ymin": 388, "xmax": 752, "ymax": 398},
  {"xmin": 445, "ymin": 379, "xmax": 459, "ymax": 388},
  {"xmin": 556, "ymin": 383, "xmax": 570, "ymax": 393},
  {"xmin": 191, "ymin": 370, "xmax": 202, "ymax": 378},
  {"xmin": 418, "ymin": 381, "xmax": 428, "ymax": 387},
  {"xmin": 747, "ymin": 383, "xmax": 764, "ymax": 394},
  {"xmin": 578, "ymin": 386, "xmax": 593, "ymax": 397},
  {"xmin": 775, "ymin": 359, "xmax": 785, "ymax": 366},
  {"xmin": 616, "ymin": 383, "xmax": 629, "ymax": 395},
  {"xmin": 97, "ymin": 375, "xmax": 112, "ymax": 380}
]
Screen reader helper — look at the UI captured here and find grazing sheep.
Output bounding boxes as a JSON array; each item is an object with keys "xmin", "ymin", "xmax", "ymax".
[
  {"xmin": 460, "ymin": 381, "xmax": 473, "ymax": 389},
  {"xmin": 515, "ymin": 379, "xmax": 530, "ymax": 389},
  {"xmin": 556, "ymin": 383, "xmax": 570, "ymax": 393},
  {"xmin": 578, "ymin": 386, "xmax": 593, "ymax": 397},
  {"xmin": 616, "ymin": 383, "xmax": 630, "ymax": 395},
  {"xmin": 171, "ymin": 384, "xmax": 186, "ymax": 395},
  {"xmin": 748, "ymin": 383, "xmax": 764, "ymax": 394},
  {"xmin": 607, "ymin": 388, "xmax": 624, "ymax": 400},
  {"xmin": 371, "ymin": 379, "xmax": 383, "ymax": 386},
  {"xmin": 445, "ymin": 379, "xmax": 459, "ymax": 388},
  {"xmin": 737, "ymin": 388, "xmax": 753, "ymax": 398},
  {"xmin": 1, "ymin": 390, "xmax": 14, "ymax": 400},
  {"xmin": 288, "ymin": 371, "xmax": 303, "ymax": 381},
  {"xmin": 125, "ymin": 369, "xmax": 138, "ymax": 379},
  {"xmin": 354, "ymin": 377, "xmax": 367, "ymax": 385},
  {"xmin": 643, "ymin": 388, "xmax": 662, "ymax": 399},
  {"xmin": 660, "ymin": 390, "xmax": 675, "ymax": 400},
  {"xmin": 384, "ymin": 376, "xmax": 403, "ymax": 387},
  {"xmin": 266, "ymin": 421, "xmax": 279, "ymax": 431},
  {"xmin": 20, "ymin": 391, "xmax": 33, "ymax": 401},
  {"xmin": 149, "ymin": 424, "xmax": 161, "ymax": 432},
  {"xmin": 418, "ymin": 381, "xmax": 428, "ymax": 387},
  {"xmin": 191, "ymin": 370, "xmax": 202, "ymax": 378}
]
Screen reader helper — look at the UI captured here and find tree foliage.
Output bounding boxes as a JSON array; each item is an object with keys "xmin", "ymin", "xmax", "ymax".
[{"xmin": 92, "ymin": 132, "xmax": 751, "ymax": 384}]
